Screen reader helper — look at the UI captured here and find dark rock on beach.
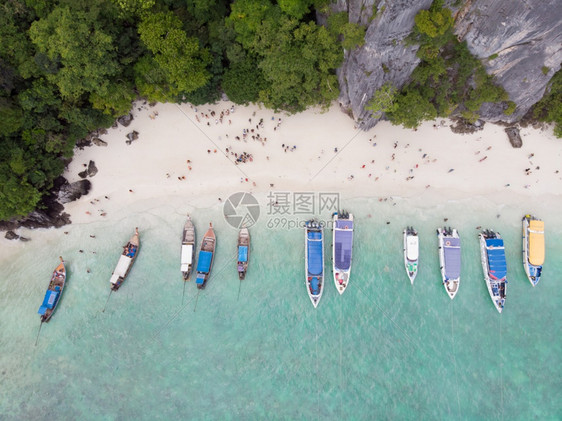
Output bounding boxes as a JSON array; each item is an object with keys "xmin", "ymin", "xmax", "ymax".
[
  {"xmin": 126, "ymin": 130, "xmax": 139, "ymax": 145},
  {"xmin": 5, "ymin": 231, "xmax": 20, "ymax": 240},
  {"xmin": 5, "ymin": 231, "xmax": 30, "ymax": 242},
  {"xmin": 118, "ymin": 113, "xmax": 134, "ymax": 127},
  {"xmin": 87, "ymin": 160, "xmax": 98, "ymax": 177},
  {"xmin": 78, "ymin": 160, "xmax": 98, "ymax": 178},
  {"xmin": 58, "ymin": 179, "xmax": 91, "ymax": 204},
  {"xmin": 505, "ymin": 127, "xmax": 523, "ymax": 148},
  {"xmin": 449, "ymin": 118, "xmax": 485, "ymax": 134},
  {"xmin": 92, "ymin": 137, "xmax": 107, "ymax": 147},
  {"xmin": 76, "ymin": 138, "xmax": 92, "ymax": 149}
]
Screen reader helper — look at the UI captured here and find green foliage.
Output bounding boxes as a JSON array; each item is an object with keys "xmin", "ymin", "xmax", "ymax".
[
  {"xmin": 0, "ymin": 101, "xmax": 24, "ymax": 136},
  {"xmin": 255, "ymin": 19, "xmax": 342, "ymax": 111},
  {"xmin": 277, "ymin": 0, "xmax": 314, "ymax": 19},
  {"xmin": 365, "ymin": 82, "xmax": 398, "ymax": 117},
  {"xmin": 542, "ymin": 66, "xmax": 550, "ymax": 75},
  {"xmin": 504, "ymin": 101, "xmax": 516, "ymax": 116},
  {"xmin": 90, "ymin": 81, "xmax": 136, "ymax": 117},
  {"xmin": 414, "ymin": 5, "xmax": 453, "ymax": 38},
  {"xmin": 0, "ymin": 175, "xmax": 42, "ymax": 220},
  {"xmin": 488, "ymin": 53, "xmax": 498, "ymax": 60},
  {"xmin": 533, "ymin": 67, "xmax": 562, "ymax": 137},
  {"xmin": 222, "ymin": 58, "xmax": 266, "ymax": 104},
  {"xmin": 138, "ymin": 12, "xmax": 211, "ymax": 95},
  {"xmin": 29, "ymin": 6, "xmax": 121, "ymax": 100},
  {"xmin": 387, "ymin": 90, "xmax": 437, "ymax": 128},
  {"xmin": 327, "ymin": 12, "xmax": 366, "ymax": 50}
]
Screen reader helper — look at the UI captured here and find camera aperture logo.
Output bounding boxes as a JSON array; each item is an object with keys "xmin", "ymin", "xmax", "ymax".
[{"xmin": 223, "ymin": 192, "xmax": 260, "ymax": 229}]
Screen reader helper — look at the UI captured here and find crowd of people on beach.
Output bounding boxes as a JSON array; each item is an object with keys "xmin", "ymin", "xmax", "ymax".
[{"xmin": 72, "ymin": 100, "xmax": 560, "ymax": 224}]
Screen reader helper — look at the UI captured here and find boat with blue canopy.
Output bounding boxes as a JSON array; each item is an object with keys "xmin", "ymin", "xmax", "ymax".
[
  {"xmin": 38, "ymin": 256, "xmax": 66, "ymax": 323},
  {"xmin": 479, "ymin": 230, "xmax": 507, "ymax": 313},
  {"xmin": 196, "ymin": 223, "xmax": 216, "ymax": 289},
  {"xmin": 181, "ymin": 215, "xmax": 196, "ymax": 281},
  {"xmin": 522, "ymin": 214, "xmax": 544, "ymax": 287},
  {"xmin": 403, "ymin": 226, "xmax": 419, "ymax": 284},
  {"xmin": 237, "ymin": 228, "xmax": 250, "ymax": 280},
  {"xmin": 332, "ymin": 211, "xmax": 353, "ymax": 294},
  {"xmin": 110, "ymin": 228, "xmax": 140, "ymax": 291},
  {"xmin": 305, "ymin": 219, "xmax": 324, "ymax": 308},
  {"xmin": 437, "ymin": 227, "xmax": 461, "ymax": 299}
]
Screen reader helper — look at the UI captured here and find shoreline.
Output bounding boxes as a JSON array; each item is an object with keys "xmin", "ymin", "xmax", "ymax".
[{"xmin": 2, "ymin": 99, "xmax": 561, "ymax": 244}]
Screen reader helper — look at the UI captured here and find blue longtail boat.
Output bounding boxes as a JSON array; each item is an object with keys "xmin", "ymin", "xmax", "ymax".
[
  {"xmin": 305, "ymin": 219, "xmax": 324, "ymax": 308},
  {"xmin": 237, "ymin": 228, "xmax": 250, "ymax": 280},
  {"xmin": 38, "ymin": 256, "xmax": 66, "ymax": 323},
  {"xmin": 196, "ymin": 223, "xmax": 216, "ymax": 289}
]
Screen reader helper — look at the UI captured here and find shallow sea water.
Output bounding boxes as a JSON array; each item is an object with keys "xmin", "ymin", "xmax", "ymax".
[{"xmin": 0, "ymin": 196, "xmax": 560, "ymax": 419}]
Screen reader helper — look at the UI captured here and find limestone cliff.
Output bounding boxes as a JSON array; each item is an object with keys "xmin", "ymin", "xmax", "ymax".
[
  {"xmin": 453, "ymin": 0, "xmax": 562, "ymax": 122},
  {"xmin": 335, "ymin": 0, "xmax": 432, "ymax": 129},
  {"xmin": 336, "ymin": 0, "xmax": 562, "ymax": 128}
]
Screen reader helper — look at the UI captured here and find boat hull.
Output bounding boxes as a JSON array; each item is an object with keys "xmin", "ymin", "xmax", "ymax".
[
  {"xmin": 332, "ymin": 213, "xmax": 353, "ymax": 295},
  {"xmin": 479, "ymin": 231, "xmax": 507, "ymax": 313},
  {"xmin": 38, "ymin": 258, "xmax": 66, "ymax": 323},
  {"xmin": 181, "ymin": 215, "xmax": 196, "ymax": 281},
  {"xmin": 403, "ymin": 227, "xmax": 418, "ymax": 285},
  {"xmin": 110, "ymin": 229, "xmax": 140, "ymax": 291},
  {"xmin": 522, "ymin": 215, "xmax": 543, "ymax": 287},
  {"xmin": 306, "ymin": 220, "xmax": 324, "ymax": 308},
  {"xmin": 196, "ymin": 224, "xmax": 216, "ymax": 290},
  {"xmin": 237, "ymin": 228, "xmax": 250, "ymax": 280},
  {"xmin": 437, "ymin": 228, "xmax": 460, "ymax": 299}
]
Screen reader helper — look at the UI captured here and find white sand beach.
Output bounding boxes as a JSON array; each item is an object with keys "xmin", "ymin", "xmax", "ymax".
[{"xmin": 56, "ymin": 100, "xmax": 562, "ymax": 226}]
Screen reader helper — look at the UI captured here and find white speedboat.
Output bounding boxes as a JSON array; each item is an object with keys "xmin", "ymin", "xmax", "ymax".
[
  {"xmin": 479, "ymin": 230, "xmax": 507, "ymax": 313},
  {"xmin": 403, "ymin": 227, "xmax": 419, "ymax": 284},
  {"xmin": 522, "ymin": 214, "xmax": 544, "ymax": 287},
  {"xmin": 437, "ymin": 227, "xmax": 461, "ymax": 299},
  {"xmin": 305, "ymin": 219, "xmax": 324, "ymax": 308},
  {"xmin": 332, "ymin": 211, "xmax": 353, "ymax": 295}
]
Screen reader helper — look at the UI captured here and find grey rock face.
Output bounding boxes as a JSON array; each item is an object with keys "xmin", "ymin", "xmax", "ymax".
[
  {"xmin": 338, "ymin": 0, "xmax": 561, "ymax": 128},
  {"xmin": 337, "ymin": 0, "xmax": 433, "ymax": 129},
  {"xmin": 455, "ymin": 0, "xmax": 562, "ymax": 122}
]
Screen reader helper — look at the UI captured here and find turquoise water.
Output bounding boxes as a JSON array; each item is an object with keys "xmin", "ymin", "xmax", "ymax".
[{"xmin": 0, "ymin": 196, "xmax": 561, "ymax": 419}]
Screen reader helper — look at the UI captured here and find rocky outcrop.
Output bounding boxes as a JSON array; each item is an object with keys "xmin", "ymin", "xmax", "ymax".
[
  {"xmin": 126, "ymin": 131, "xmax": 139, "ymax": 145},
  {"xmin": 335, "ymin": 0, "xmax": 433, "ymax": 129},
  {"xmin": 78, "ymin": 160, "xmax": 98, "ymax": 179},
  {"xmin": 92, "ymin": 137, "xmax": 107, "ymax": 147},
  {"xmin": 58, "ymin": 179, "xmax": 91, "ymax": 204},
  {"xmin": 5, "ymin": 231, "xmax": 30, "ymax": 241},
  {"xmin": 337, "ymin": 0, "xmax": 562, "ymax": 129},
  {"xmin": 118, "ymin": 113, "xmax": 134, "ymax": 127},
  {"xmin": 505, "ymin": 127, "xmax": 523, "ymax": 148},
  {"xmin": 454, "ymin": 0, "xmax": 562, "ymax": 122},
  {"xmin": 0, "ymin": 176, "xmax": 82, "ymax": 232}
]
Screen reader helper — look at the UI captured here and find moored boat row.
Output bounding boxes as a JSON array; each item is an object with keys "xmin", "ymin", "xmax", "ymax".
[{"xmin": 36, "ymin": 213, "xmax": 546, "ymax": 328}]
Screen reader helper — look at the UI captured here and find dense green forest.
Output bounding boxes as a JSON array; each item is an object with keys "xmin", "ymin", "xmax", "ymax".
[{"xmin": 0, "ymin": 0, "xmax": 560, "ymax": 222}]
